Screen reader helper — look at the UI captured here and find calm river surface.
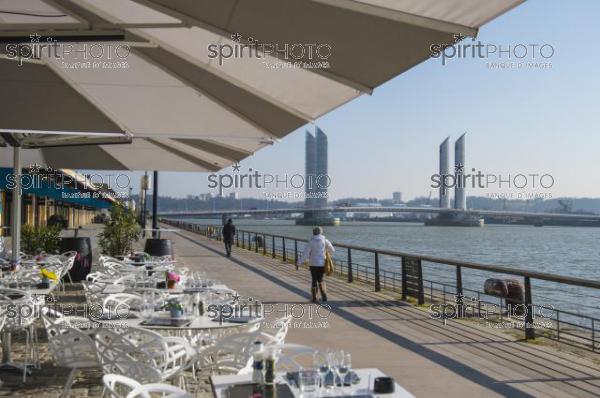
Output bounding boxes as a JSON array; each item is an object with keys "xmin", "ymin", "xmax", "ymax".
[{"xmin": 185, "ymin": 219, "xmax": 600, "ymax": 323}]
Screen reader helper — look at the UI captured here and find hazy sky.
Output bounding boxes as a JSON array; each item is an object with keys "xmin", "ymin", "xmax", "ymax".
[{"xmin": 121, "ymin": 0, "xmax": 600, "ymax": 201}]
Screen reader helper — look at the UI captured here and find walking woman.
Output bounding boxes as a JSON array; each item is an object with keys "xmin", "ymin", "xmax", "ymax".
[{"xmin": 297, "ymin": 227, "xmax": 335, "ymax": 303}]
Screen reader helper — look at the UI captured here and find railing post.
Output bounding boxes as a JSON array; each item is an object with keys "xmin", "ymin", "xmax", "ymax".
[
  {"xmin": 401, "ymin": 256, "xmax": 407, "ymax": 301},
  {"xmin": 456, "ymin": 265, "xmax": 463, "ymax": 318},
  {"xmin": 524, "ymin": 276, "xmax": 535, "ymax": 340},
  {"xmin": 236, "ymin": 231, "xmax": 239, "ymax": 247},
  {"xmin": 374, "ymin": 252, "xmax": 381, "ymax": 292},
  {"xmin": 272, "ymin": 236, "xmax": 276, "ymax": 258},
  {"xmin": 241, "ymin": 231, "xmax": 245, "ymax": 249},
  {"xmin": 263, "ymin": 235, "xmax": 267, "ymax": 256},
  {"xmin": 347, "ymin": 248, "xmax": 353, "ymax": 283},
  {"xmin": 255, "ymin": 233, "xmax": 259, "ymax": 253},
  {"xmin": 417, "ymin": 261, "xmax": 424, "ymax": 305},
  {"xmin": 592, "ymin": 319, "xmax": 596, "ymax": 351},
  {"xmin": 282, "ymin": 237, "xmax": 287, "ymax": 262},
  {"xmin": 294, "ymin": 240, "xmax": 298, "ymax": 264}
]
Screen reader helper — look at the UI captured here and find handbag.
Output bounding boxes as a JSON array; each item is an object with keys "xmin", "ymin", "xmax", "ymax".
[{"xmin": 324, "ymin": 249, "xmax": 334, "ymax": 276}]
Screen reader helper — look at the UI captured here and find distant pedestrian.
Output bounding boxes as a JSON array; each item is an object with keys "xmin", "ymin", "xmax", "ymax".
[
  {"xmin": 297, "ymin": 227, "xmax": 334, "ymax": 303},
  {"xmin": 222, "ymin": 219, "xmax": 236, "ymax": 257}
]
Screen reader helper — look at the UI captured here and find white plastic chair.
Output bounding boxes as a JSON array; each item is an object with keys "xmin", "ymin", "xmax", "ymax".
[
  {"xmin": 273, "ymin": 344, "xmax": 319, "ymax": 372},
  {"xmin": 95, "ymin": 327, "xmax": 195, "ymax": 386},
  {"xmin": 42, "ymin": 311, "xmax": 100, "ymax": 397},
  {"xmin": 0, "ymin": 288, "xmax": 39, "ymax": 381},
  {"xmin": 126, "ymin": 384, "xmax": 191, "ymax": 398},
  {"xmin": 59, "ymin": 254, "xmax": 76, "ymax": 285},
  {"xmin": 258, "ymin": 315, "xmax": 292, "ymax": 346},
  {"xmin": 102, "ymin": 293, "xmax": 144, "ymax": 316},
  {"xmin": 196, "ymin": 330, "xmax": 261, "ymax": 375},
  {"xmin": 102, "ymin": 374, "xmax": 142, "ymax": 398}
]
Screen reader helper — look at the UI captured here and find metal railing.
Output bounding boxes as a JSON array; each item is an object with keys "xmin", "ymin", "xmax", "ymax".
[{"xmin": 162, "ymin": 219, "xmax": 600, "ymax": 352}]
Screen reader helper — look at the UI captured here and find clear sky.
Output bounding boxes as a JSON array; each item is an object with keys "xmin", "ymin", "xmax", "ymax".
[{"xmin": 122, "ymin": 0, "xmax": 600, "ymax": 201}]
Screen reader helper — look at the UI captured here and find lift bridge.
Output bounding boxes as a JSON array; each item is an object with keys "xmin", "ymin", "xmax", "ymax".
[{"xmin": 159, "ymin": 206, "xmax": 600, "ymax": 225}]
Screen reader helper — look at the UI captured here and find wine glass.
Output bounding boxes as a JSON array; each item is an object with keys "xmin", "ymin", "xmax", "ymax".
[
  {"xmin": 313, "ymin": 352, "xmax": 329, "ymax": 396},
  {"xmin": 330, "ymin": 350, "xmax": 348, "ymax": 395},
  {"xmin": 338, "ymin": 352, "xmax": 351, "ymax": 395}
]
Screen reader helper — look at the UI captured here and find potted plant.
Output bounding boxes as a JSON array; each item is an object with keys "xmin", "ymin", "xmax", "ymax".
[
  {"xmin": 166, "ymin": 271, "xmax": 181, "ymax": 289},
  {"xmin": 164, "ymin": 298, "xmax": 184, "ymax": 318},
  {"xmin": 98, "ymin": 203, "xmax": 141, "ymax": 257},
  {"xmin": 21, "ymin": 224, "xmax": 62, "ymax": 255}
]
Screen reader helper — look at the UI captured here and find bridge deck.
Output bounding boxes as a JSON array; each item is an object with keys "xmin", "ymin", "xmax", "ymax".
[{"xmin": 170, "ymin": 226, "xmax": 600, "ymax": 398}]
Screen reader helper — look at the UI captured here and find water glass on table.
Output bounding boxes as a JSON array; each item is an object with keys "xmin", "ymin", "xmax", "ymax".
[
  {"xmin": 183, "ymin": 295, "xmax": 196, "ymax": 318},
  {"xmin": 140, "ymin": 293, "xmax": 154, "ymax": 319},
  {"xmin": 299, "ymin": 369, "xmax": 320, "ymax": 398}
]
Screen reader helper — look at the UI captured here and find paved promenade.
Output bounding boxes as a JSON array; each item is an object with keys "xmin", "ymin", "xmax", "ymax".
[{"xmin": 170, "ymin": 227, "xmax": 600, "ymax": 398}]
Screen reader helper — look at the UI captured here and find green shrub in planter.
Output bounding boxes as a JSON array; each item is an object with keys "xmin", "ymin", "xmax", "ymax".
[
  {"xmin": 98, "ymin": 203, "xmax": 141, "ymax": 256},
  {"xmin": 21, "ymin": 224, "xmax": 62, "ymax": 255}
]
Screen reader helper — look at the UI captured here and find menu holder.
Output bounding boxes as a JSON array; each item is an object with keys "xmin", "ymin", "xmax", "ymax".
[
  {"xmin": 140, "ymin": 318, "xmax": 192, "ymax": 327},
  {"xmin": 225, "ymin": 383, "xmax": 294, "ymax": 398},
  {"xmin": 183, "ymin": 287, "xmax": 223, "ymax": 294},
  {"xmin": 211, "ymin": 316, "xmax": 255, "ymax": 324},
  {"xmin": 93, "ymin": 312, "xmax": 138, "ymax": 321}
]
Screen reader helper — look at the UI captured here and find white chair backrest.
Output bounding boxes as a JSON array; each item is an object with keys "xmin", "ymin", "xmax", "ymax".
[
  {"xmin": 259, "ymin": 315, "xmax": 292, "ymax": 345},
  {"xmin": 43, "ymin": 314, "xmax": 99, "ymax": 368},
  {"xmin": 86, "ymin": 272, "xmax": 115, "ymax": 283},
  {"xmin": 113, "ymin": 274, "xmax": 137, "ymax": 286},
  {"xmin": 0, "ymin": 293, "xmax": 11, "ymax": 332},
  {"xmin": 126, "ymin": 384, "xmax": 191, "ymax": 398},
  {"xmin": 95, "ymin": 327, "xmax": 169, "ymax": 384},
  {"xmin": 0, "ymin": 289, "xmax": 36, "ymax": 331},
  {"xmin": 102, "ymin": 374, "xmax": 143, "ymax": 398},
  {"xmin": 198, "ymin": 330, "xmax": 262, "ymax": 373},
  {"xmin": 103, "ymin": 293, "xmax": 144, "ymax": 313},
  {"xmin": 273, "ymin": 343, "xmax": 319, "ymax": 372}
]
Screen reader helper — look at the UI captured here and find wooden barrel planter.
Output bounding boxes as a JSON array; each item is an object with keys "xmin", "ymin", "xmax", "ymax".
[{"xmin": 144, "ymin": 238, "xmax": 173, "ymax": 257}]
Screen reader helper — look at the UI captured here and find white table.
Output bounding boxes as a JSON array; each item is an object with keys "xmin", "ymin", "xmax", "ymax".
[
  {"xmin": 211, "ymin": 368, "xmax": 415, "ymax": 398},
  {"xmin": 95, "ymin": 312, "xmax": 263, "ymax": 331},
  {"xmin": 100, "ymin": 283, "xmax": 234, "ymax": 295}
]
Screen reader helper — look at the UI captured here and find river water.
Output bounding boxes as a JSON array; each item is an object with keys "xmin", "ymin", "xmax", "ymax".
[{"xmin": 184, "ymin": 219, "xmax": 600, "ymax": 325}]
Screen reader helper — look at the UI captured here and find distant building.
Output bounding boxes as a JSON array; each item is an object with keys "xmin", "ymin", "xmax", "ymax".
[
  {"xmin": 454, "ymin": 133, "xmax": 466, "ymax": 210},
  {"xmin": 439, "ymin": 137, "xmax": 451, "ymax": 208},
  {"xmin": 229, "ymin": 192, "xmax": 238, "ymax": 199},
  {"xmin": 392, "ymin": 192, "xmax": 403, "ymax": 204},
  {"xmin": 297, "ymin": 127, "xmax": 339, "ymax": 225}
]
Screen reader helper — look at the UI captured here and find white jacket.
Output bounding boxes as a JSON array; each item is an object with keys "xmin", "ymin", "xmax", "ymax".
[{"xmin": 299, "ymin": 235, "xmax": 334, "ymax": 267}]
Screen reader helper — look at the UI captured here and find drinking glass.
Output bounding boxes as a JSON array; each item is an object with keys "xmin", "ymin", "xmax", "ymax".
[
  {"xmin": 329, "ymin": 350, "xmax": 348, "ymax": 395},
  {"xmin": 314, "ymin": 352, "xmax": 330, "ymax": 396},
  {"xmin": 183, "ymin": 295, "xmax": 195, "ymax": 318},
  {"xmin": 299, "ymin": 369, "xmax": 320, "ymax": 398},
  {"xmin": 140, "ymin": 293, "xmax": 154, "ymax": 319},
  {"xmin": 338, "ymin": 352, "xmax": 351, "ymax": 395}
]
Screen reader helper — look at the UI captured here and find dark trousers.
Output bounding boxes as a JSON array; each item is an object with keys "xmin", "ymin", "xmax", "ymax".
[
  {"xmin": 224, "ymin": 240, "xmax": 233, "ymax": 256},
  {"xmin": 309, "ymin": 266, "xmax": 325, "ymax": 288}
]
